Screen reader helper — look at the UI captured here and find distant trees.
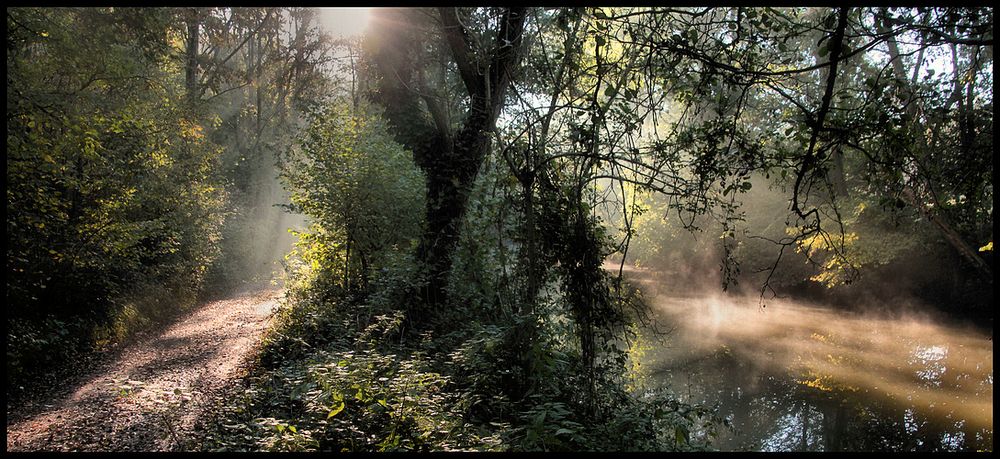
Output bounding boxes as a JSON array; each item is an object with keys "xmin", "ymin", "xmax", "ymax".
[
  {"xmin": 190, "ymin": 7, "xmax": 334, "ymax": 291},
  {"xmin": 641, "ymin": 7, "xmax": 993, "ymax": 295},
  {"xmin": 864, "ymin": 8, "xmax": 993, "ymax": 282},
  {"xmin": 583, "ymin": 7, "xmax": 992, "ymax": 304}
]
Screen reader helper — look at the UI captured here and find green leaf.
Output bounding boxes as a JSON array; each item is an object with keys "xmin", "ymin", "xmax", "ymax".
[
  {"xmin": 675, "ymin": 425, "xmax": 690, "ymax": 445},
  {"xmin": 328, "ymin": 401, "xmax": 345, "ymax": 418}
]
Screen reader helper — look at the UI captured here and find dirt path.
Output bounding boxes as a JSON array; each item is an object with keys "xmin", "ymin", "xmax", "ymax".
[{"xmin": 6, "ymin": 289, "xmax": 282, "ymax": 452}]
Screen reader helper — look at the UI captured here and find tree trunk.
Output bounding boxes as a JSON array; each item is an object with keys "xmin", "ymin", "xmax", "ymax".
[
  {"xmin": 185, "ymin": 8, "xmax": 201, "ymax": 106},
  {"xmin": 418, "ymin": 108, "xmax": 493, "ymax": 307},
  {"xmin": 900, "ymin": 188, "xmax": 992, "ymax": 280},
  {"xmin": 369, "ymin": 8, "xmax": 527, "ymax": 318},
  {"xmin": 879, "ymin": 10, "xmax": 992, "ymax": 282}
]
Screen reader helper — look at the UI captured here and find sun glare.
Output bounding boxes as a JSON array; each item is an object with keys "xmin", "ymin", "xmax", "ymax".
[{"xmin": 318, "ymin": 7, "xmax": 372, "ymax": 39}]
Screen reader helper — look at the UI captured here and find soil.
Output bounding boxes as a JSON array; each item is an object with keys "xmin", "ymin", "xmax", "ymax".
[{"xmin": 5, "ymin": 289, "xmax": 282, "ymax": 452}]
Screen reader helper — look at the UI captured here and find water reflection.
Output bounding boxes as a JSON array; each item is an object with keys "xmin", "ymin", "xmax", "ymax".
[{"xmin": 635, "ymin": 274, "xmax": 993, "ymax": 452}]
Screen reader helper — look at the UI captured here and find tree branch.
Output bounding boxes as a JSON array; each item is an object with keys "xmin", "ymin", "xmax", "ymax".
[
  {"xmin": 792, "ymin": 7, "xmax": 848, "ymax": 220},
  {"xmin": 438, "ymin": 7, "xmax": 485, "ymax": 98},
  {"xmin": 487, "ymin": 7, "xmax": 528, "ymax": 119}
]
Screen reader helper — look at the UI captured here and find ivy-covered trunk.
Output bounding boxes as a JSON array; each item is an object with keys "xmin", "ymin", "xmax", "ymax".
[
  {"xmin": 368, "ymin": 8, "xmax": 528, "ymax": 321},
  {"xmin": 416, "ymin": 109, "xmax": 492, "ymax": 308}
]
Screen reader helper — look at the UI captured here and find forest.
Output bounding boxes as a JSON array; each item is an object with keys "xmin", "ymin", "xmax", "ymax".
[{"xmin": 5, "ymin": 6, "xmax": 993, "ymax": 452}]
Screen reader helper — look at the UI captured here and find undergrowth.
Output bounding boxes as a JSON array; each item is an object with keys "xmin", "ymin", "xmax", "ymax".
[{"xmin": 195, "ymin": 263, "xmax": 723, "ymax": 452}]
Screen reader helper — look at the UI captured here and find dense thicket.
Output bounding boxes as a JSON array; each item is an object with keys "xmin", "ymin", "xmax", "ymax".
[
  {"xmin": 6, "ymin": 7, "xmax": 332, "ymax": 393},
  {"xmin": 8, "ymin": 8, "xmax": 220, "ymax": 389}
]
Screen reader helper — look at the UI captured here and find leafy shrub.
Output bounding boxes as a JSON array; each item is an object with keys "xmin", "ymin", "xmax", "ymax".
[
  {"xmin": 282, "ymin": 100, "xmax": 426, "ymax": 293},
  {"xmin": 7, "ymin": 8, "xmax": 229, "ymax": 392}
]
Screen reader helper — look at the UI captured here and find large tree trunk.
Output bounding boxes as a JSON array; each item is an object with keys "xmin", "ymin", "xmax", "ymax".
[
  {"xmin": 369, "ymin": 8, "xmax": 528, "ymax": 318},
  {"xmin": 418, "ymin": 110, "xmax": 493, "ymax": 306}
]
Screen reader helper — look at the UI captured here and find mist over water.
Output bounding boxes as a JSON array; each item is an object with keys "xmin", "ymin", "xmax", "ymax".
[{"xmin": 626, "ymin": 265, "xmax": 993, "ymax": 451}]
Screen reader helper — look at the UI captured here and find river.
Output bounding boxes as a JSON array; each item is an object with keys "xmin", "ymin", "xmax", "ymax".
[{"xmin": 624, "ymin": 265, "xmax": 993, "ymax": 452}]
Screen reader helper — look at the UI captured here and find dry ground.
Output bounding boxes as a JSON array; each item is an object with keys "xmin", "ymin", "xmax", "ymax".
[{"xmin": 5, "ymin": 289, "xmax": 281, "ymax": 452}]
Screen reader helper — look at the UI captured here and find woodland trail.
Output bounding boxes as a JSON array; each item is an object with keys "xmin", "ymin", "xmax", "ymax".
[{"xmin": 5, "ymin": 289, "xmax": 282, "ymax": 452}]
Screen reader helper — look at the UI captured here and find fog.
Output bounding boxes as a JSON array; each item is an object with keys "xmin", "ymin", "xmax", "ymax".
[
  {"xmin": 605, "ymin": 172, "xmax": 992, "ymax": 322},
  {"xmin": 623, "ymin": 263, "xmax": 993, "ymax": 450},
  {"xmin": 601, "ymin": 172, "xmax": 992, "ymax": 450},
  {"xmin": 244, "ymin": 177, "xmax": 304, "ymax": 287}
]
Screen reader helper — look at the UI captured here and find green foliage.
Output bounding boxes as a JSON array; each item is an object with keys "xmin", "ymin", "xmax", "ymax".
[
  {"xmin": 198, "ymin": 91, "xmax": 713, "ymax": 450},
  {"xmin": 789, "ymin": 200, "xmax": 920, "ymax": 288},
  {"xmin": 7, "ymin": 7, "xmax": 341, "ymax": 392},
  {"xmin": 282, "ymin": 100, "xmax": 426, "ymax": 293},
  {"xmin": 201, "ymin": 263, "xmax": 716, "ymax": 451},
  {"xmin": 199, "ymin": 279, "xmax": 504, "ymax": 451},
  {"xmin": 445, "ymin": 156, "xmax": 521, "ymax": 319},
  {"xmin": 10, "ymin": 6, "xmax": 991, "ymax": 452},
  {"xmin": 7, "ymin": 7, "xmax": 226, "ymax": 391}
]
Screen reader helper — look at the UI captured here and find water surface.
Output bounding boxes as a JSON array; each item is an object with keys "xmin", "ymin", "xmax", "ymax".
[{"xmin": 632, "ymin": 270, "xmax": 993, "ymax": 451}]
